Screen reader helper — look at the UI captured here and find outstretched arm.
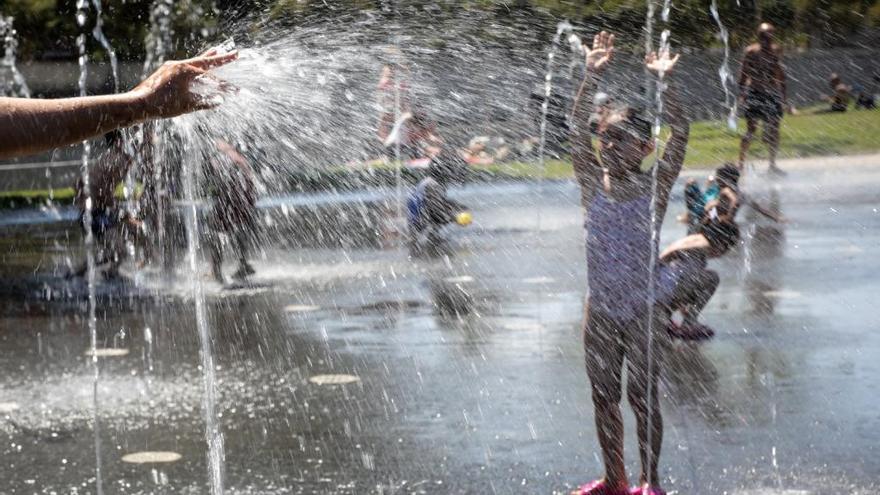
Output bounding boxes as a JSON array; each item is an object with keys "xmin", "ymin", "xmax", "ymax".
[
  {"xmin": 645, "ymin": 49, "xmax": 689, "ymax": 214},
  {"xmin": 0, "ymin": 50, "xmax": 237, "ymax": 160},
  {"xmin": 660, "ymin": 233, "xmax": 711, "ymax": 262},
  {"xmin": 658, "ymin": 84, "xmax": 689, "ymax": 187},
  {"xmin": 571, "ymin": 75, "xmax": 601, "ymax": 208},
  {"xmin": 570, "ymin": 31, "xmax": 614, "ymax": 208}
]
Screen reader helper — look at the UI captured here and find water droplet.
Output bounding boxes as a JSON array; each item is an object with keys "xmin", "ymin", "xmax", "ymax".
[
  {"xmin": 309, "ymin": 374, "xmax": 360, "ymax": 385},
  {"xmin": 121, "ymin": 452, "xmax": 182, "ymax": 464},
  {"xmin": 84, "ymin": 348, "xmax": 129, "ymax": 357}
]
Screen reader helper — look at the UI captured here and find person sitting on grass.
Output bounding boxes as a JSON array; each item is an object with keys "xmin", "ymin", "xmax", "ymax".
[
  {"xmin": 821, "ymin": 73, "xmax": 851, "ymax": 113},
  {"xmin": 569, "ymin": 30, "xmax": 687, "ymax": 495},
  {"xmin": 854, "ymin": 73, "xmax": 878, "ymax": 110}
]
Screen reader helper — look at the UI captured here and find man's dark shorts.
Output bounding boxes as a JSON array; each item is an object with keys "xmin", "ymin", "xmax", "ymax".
[{"xmin": 744, "ymin": 89, "xmax": 783, "ymax": 122}]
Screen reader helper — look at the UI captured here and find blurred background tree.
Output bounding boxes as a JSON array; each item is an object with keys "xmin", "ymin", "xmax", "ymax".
[{"xmin": 1, "ymin": 0, "xmax": 878, "ymax": 62}]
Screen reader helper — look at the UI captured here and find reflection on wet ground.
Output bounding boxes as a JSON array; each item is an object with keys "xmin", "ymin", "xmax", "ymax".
[{"xmin": 1, "ymin": 166, "xmax": 880, "ymax": 493}]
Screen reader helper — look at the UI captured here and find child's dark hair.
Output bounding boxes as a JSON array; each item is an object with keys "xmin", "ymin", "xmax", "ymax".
[
  {"xmin": 603, "ymin": 106, "xmax": 652, "ymax": 143},
  {"xmin": 429, "ymin": 150, "xmax": 466, "ymax": 184},
  {"xmin": 104, "ymin": 129, "xmax": 124, "ymax": 146},
  {"xmin": 715, "ymin": 163, "xmax": 741, "ymax": 188}
]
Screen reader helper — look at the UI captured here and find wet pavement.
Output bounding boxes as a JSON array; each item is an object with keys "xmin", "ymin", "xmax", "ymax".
[{"xmin": 1, "ymin": 155, "xmax": 879, "ymax": 494}]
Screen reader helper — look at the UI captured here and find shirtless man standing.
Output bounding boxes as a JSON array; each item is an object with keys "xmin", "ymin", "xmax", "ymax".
[{"xmin": 737, "ymin": 22, "xmax": 787, "ymax": 175}]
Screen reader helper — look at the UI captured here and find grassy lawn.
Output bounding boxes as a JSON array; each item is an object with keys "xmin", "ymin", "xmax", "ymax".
[
  {"xmin": 490, "ymin": 108, "xmax": 880, "ymax": 178},
  {"xmin": 2, "ymin": 108, "xmax": 879, "ymax": 207}
]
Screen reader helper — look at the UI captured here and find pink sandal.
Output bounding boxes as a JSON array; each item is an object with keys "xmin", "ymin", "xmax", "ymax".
[
  {"xmin": 629, "ymin": 485, "xmax": 666, "ymax": 495},
  {"xmin": 575, "ymin": 479, "xmax": 629, "ymax": 495}
]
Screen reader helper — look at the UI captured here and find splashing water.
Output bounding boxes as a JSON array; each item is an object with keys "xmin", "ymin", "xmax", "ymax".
[
  {"xmin": 143, "ymin": 0, "xmax": 175, "ymax": 76},
  {"xmin": 179, "ymin": 120, "xmax": 226, "ymax": 495},
  {"xmin": 138, "ymin": 0, "xmax": 175, "ymax": 267},
  {"xmin": 710, "ymin": 0, "xmax": 738, "ymax": 130},
  {"xmin": 644, "ymin": 0, "xmax": 656, "ymax": 55},
  {"xmin": 90, "ymin": 0, "xmax": 119, "ymax": 92},
  {"xmin": 661, "ymin": 0, "xmax": 672, "ymax": 23},
  {"xmin": 535, "ymin": 21, "xmax": 576, "ymax": 231},
  {"xmin": 75, "ymin": 0, "xmax": 104, "ymax": 493},
  {"xmin": 391, "ymin": 40, "xmax": 405, "ymax": 230},
  {"xmin": 644, "ymin": 0, "xmax": 671, "ymax": 482},
  {"xmin": 168, "ymin": 14, "xmax": 571, "ymax": 193},
  {"xmin": 0, "ymin": 15, "xmax": 30, "ymax": 97}
]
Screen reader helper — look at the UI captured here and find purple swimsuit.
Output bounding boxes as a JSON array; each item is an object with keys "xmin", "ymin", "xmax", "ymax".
[{"xmin": 585, "ymin": 190, "xmax": 678, "ymax": 322}]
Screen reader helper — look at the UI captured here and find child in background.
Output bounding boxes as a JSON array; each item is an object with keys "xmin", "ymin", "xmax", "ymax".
[{"xmin": 407, "ymin": 151, "xmax": 469, "ymax": 257}]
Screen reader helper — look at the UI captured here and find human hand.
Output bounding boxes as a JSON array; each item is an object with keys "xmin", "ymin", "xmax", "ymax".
[
  {"xmin": 585, "ymin": 31, "xmax": 614, "ymax": 74},
  {"xmin": 131, "ymin": 48, "xmax": 238, "ymax": 120},
  {"xmin": 645, "ymin": 49, "xmax": 680, "ymax": 78}
]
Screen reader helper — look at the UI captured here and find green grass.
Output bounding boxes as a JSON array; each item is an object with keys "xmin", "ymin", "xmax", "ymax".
[
  {"xmin": 491, "ymin": 108, "xmax": 880, "ymax": 178},
  {"xmin": 0, "ymin": 183, "xmax": 134, "ymax": 209},
  {"xmin": 0, "ymin": 188, "xmax": 75, "ymax": 200},
  {"xmin": 2, "ymin": 109, "xmax": 880, "ymax": 207},
  {"xmin": 0, "ymin": 187, "xmax": 74, "ymax": 209},
  {"xmin": 685, "ymin": 107, "xmax": 880, "ymax": 168}
]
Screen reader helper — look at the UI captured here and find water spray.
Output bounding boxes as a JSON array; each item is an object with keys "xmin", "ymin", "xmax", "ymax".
[
  {"xmin": 0, "ymin": 16, "xmax": 31, "ymax": 98},
  {"xmin": 75, "ymin": 0, "xmax": 104, "ymax": 492},
  {"xmin": 710, "ymin": 0, "xmax": 738, "ymax": 131}
]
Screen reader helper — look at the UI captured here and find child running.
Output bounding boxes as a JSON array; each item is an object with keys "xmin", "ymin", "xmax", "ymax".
[
  {"xmin": 205, "ymin": 139, "xmax": 259, "ymax": 283},
  {"xmin": 570, "ymin": 32, "xmax": 687, "ymax": 495},
  {"xmin": 68, "ymin": 130, "xmax": 144, "ymax": 280}
]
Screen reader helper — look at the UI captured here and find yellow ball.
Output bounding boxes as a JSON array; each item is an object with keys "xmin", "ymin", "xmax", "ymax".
[{"xmin": 456, "ymin": 211, "xmax": 473, "ymax": 226}]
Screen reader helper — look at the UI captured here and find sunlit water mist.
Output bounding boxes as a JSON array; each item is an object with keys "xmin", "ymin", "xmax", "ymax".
[
  {"xmin": 0, "ymin": 15, "xmax": 30, "ymax": 97},
  {"xmin": 75, "ymin": 0, "xmax": 104, "ymax": 491},
  {"xmin": 710, "ymin": 0, "xmax": 738, "ymax": 130},
  {"xmin": 89, "ymin": 0, "xmax": 119, "ymax": 92},
  {"xmin": 534, "ymin": 21, "xmax": 580, "ymax": 231},
  {"xmin": 179, "ymin": 120, "xmax": 226, "ymax": 495},
  {"xmin": 143, "ymin": 0, "xmax": 175, "ymax": 76},
  {"xmin": 171, "ymin": 16, "xmax": 576, "ymax": 187},
  {"xmin": 7, "ymin": 6, "xmax": 870, "ymax": 494}
]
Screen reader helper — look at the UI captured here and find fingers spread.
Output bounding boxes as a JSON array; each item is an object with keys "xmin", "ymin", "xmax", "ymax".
[
  {"xmin": 181, "ymin": 64, "xmax": 208, "ymax": 80},
  {"xmin": 187, "ymin": 51, "xmax": 239, "ymax": 70},
  {"xmin": 195, "ymin": 99, "xmax": 220, "ymax": 111}
]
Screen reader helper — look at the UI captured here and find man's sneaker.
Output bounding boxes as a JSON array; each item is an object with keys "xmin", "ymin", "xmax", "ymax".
[
  {"xmin": 667, "ymin": 321, "xmax": 715, "ymax": 341},
  {"xmin": 573, "ymin": 479, "xmax": 629, "ymax": 495}
]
